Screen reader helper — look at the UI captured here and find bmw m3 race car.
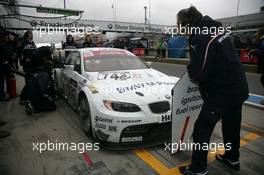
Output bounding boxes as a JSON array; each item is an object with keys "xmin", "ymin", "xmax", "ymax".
[{"xmin": 54, "ymin": 48, "xmax": 179, "ymax": 148}]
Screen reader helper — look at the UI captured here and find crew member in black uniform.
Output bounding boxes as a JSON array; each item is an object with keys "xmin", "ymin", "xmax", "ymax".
[
  {"xmin": 17, "ymin": 31, "xmax": 37, "ymax": 104},
  {"xmin": 17, "ymin": 31, "xmax": 37, "ymax": 82},
  {"xmin": 176, "ymin": 6, "xmax": 249, "ymax": 175}
]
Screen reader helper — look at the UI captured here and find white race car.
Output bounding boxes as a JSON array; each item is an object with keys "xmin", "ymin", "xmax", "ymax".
[{"xmin": 54, "ymin": 48, "xmax": 179, "ymax": 148}]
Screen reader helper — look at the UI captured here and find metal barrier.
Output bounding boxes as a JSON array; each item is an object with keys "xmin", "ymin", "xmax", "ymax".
[{"xmin": 132, "ymin": 48, "xmax": 259, "ymax": 65}]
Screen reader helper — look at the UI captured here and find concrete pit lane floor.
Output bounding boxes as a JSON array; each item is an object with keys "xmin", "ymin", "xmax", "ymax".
[{"xmin": 0, "ymin": 63, "xmax": 263, "ymax": 175}]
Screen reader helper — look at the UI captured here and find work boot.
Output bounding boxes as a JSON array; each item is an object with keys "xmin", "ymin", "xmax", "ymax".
[
  {"xmin": 0, "ymin": 129, "xmax": 11, "ymax": 138},
  {"xmin": 179, "ymin": 166, "xmax": 208, "ymax": 175},
  {"xmin": 0, "ymin": 96, "xmax": 10, "ymax": 102},
  {"xmin": 0, "ymin": 120, "xmax": 7, "ymax": 126},
  {"xmin": 19, "ymin": 99, "xmax": 26, "ymax": 105},
  {"xmin": 25, "ymin": 101, "xmax": 33, "ymax": 115},
  {"xmin": 215, "ymin": 153, "xmax": 240, "ymax": 171}
]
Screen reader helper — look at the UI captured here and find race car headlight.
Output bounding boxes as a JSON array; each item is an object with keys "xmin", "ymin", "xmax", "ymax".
[{"xmin": 103, "ymin": 100, "xmax": 141, "ymax": 112}]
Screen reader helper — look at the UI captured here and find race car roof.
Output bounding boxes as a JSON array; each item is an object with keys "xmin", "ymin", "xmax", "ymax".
[{"xmin": 79, "ymin": 47, "xmax": 135, "ymax": 58}]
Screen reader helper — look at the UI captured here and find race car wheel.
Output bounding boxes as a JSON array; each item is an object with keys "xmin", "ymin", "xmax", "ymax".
[{"xmin": 79, "ymin": 97, "xmax": 93, "ymax": 136}]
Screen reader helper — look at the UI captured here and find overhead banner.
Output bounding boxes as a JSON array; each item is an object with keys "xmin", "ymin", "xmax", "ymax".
[
  {"xmin": 171, "ymin": 72, "xmax": 203, "ymax": 154},
  {"xmin": 1, "ymin": 18, "xmax": 166, "ymax": 34}
]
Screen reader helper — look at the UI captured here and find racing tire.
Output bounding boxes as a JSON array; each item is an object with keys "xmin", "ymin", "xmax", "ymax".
[{"xmin": 79, "ymin": 97, "xmax": 93, "ymax": 137}]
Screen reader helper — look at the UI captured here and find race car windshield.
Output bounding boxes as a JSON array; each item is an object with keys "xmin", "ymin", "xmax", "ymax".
[{"xmin": 84, "ymin": 55, "xmax": 149, "ymax": 72}]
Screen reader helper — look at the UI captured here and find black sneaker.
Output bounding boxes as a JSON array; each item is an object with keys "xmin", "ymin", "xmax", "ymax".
[
  {"xmin": 215, "ymin": 153, "xmax": 240, "ymax": 171},
  {"xmin": 179, "ymin": 166, "xmax": 208, "ymax": 175},
  {"xmin": 0, "ymin": 129, "xmax": 11, "ymax": 138},
  {"xmin": 0, "ymin": 120, "xmax": 7, "ymax": 126},
  {"xmin": 19, "ymin": 99, "xmax": 26, "ymax": 105}
]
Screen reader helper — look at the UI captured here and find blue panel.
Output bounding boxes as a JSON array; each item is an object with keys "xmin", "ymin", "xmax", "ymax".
[{"xmin": 246, "ymin": 94, "xmax": 264, "ymax": 105}]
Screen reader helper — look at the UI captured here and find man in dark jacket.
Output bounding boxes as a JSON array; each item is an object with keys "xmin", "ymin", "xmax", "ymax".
[
  {"xmin": 0, "ymin": 32, "xmax": 16, "ymax": 101},
  {"xmin": 177, "ymin": 7, "xmax": 249, "ymax": 175},
  {"xmin": 0, "ymin": 30, "xmax": 13, "ymax": 138}
]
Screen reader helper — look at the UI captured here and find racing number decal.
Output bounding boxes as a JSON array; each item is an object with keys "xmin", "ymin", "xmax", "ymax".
[
  {"xmin": 98, "ymin": 73, "xmax": 108, "ymax": 80},
  {"xmin": 110, "ymin": 72, "xmax": 131, "ymax": 80},
  {"xmin": 98, "ymin": 72, "xmax": 131, "ymax": 80}
]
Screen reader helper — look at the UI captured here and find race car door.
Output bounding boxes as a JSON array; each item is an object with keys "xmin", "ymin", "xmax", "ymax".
[
  {"xmin": 62, "ymin": 51, "xmax": 80, "ymax": 107},
  {"xmin": 71, "ymin": 51, "xmax": 88, "ymax": 107}
]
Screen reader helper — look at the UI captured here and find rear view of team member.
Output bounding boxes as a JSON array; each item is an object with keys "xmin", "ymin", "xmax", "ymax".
[
  {"xmin": 176, "ymin": 7, "xmax": 249, "ymax": 175},
  {"xmin": 25, "ymin": 47, "xmax": 56, "ymax": 114}
]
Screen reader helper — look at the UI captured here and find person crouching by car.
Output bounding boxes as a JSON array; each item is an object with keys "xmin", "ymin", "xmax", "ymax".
[
  {"xmin": 176, "ymin": 6, "xmax": 249, "ymax": 175},
  {"xmin": 25, "ymin": 46, "xmax": 56, "ymax": 115}
]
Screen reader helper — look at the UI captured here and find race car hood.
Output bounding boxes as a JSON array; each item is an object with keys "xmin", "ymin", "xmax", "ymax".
[{"xmin": 90, "ymin": 69, "xmax": 179, "ymax": 105}]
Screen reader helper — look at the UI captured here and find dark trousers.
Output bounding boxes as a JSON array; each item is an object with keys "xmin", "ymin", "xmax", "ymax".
[
  {"xmin": 162, "ymin": 49, "xmax": 166, "ymax": 58},
  {"xmin": 261, "ymin": 73, "xmax": 264, "ymax": 88},
  {"xmin": 156, "ymin": 49, "xmax": 161, "ymax": 58},
  {"xmin": 20, "ymin": 65, "xmax": 33, "ymax": 101},
  {"xmin": 191, "ymin": 103, "xmax": 242, "ymax": 172},
  {"xmin": 0, "ymin": 64, "xmax": 10, "ymax": 99},
  {"xmin": 0, "ymin": 74, "xmax": 11, "ymax": 99},
  {"xmin": 33, "ymin": 97, "xmax": 56, "ymax": 113},
  {"xmin": 0, "ymin": 75, "xmax": 5, "ymax": 99}
]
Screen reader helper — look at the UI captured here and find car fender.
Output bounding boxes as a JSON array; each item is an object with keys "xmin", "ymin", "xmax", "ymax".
[
  {"xmin": 77, "ymin": 86, "xmax": 99, "ymax": 135},
  {"xmin": 169, "ymin": 76, "xmax": 180, "ymax": 83}
]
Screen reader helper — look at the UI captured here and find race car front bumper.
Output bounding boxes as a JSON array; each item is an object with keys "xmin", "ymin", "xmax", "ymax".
[
  {"xmin": 97, "ymin": 122, "xmax": 171, "ymax": 150},
  {"xmin": 91, "ymin": 99, "xmax": 172, "ymax": 148}
]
